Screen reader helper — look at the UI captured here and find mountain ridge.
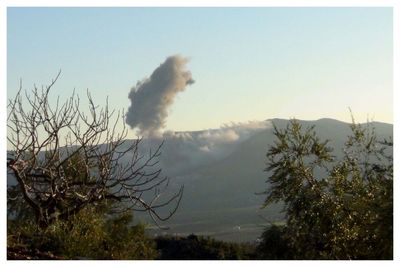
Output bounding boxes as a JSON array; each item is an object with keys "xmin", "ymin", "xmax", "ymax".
[{"xmin": 7, "ymin": 118, "xmax": 393, "ymax": 242}]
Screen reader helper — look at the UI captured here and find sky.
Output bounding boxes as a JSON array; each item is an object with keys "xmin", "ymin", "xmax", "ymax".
[{"xmin": 7, "ymin": 7, "xmax": 393, "ymax": 134}]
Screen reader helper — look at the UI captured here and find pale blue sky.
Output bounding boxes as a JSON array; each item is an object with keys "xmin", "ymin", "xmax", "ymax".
[{"xmin": 7, "ymin": 7, "xmax": 393, "ymax": 133}]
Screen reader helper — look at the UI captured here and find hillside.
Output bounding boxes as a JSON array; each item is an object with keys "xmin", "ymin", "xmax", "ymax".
[
  {"xmin": 7, "ymin": 118, "xmax": 393, "ymax": 242},
  {"xmin": 137, "ymin": 118, "xmax": 393, "ymax": 242}
]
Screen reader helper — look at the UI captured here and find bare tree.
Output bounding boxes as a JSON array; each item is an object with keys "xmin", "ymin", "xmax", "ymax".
[{"xmin": 7, "ymin": 71, "xmax": 183, "ymax": 229}]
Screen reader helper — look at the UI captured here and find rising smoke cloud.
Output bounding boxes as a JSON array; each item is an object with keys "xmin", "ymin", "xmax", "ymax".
[{"xmin": 126, "ymin": 55, "xmax": 195, "ymax": 137}]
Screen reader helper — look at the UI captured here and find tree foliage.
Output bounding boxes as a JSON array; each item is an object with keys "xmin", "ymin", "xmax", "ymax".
[
  {"xmin": 262, "ymin": 119, "xmax": 392, "ymax": 259},
  {"xmin": 7, "ymin": 72, "xmax": 183, "ymax": 229},
  {"xmin": 8, "ymin": 204, "xmax": 158, "ymax": 259}
]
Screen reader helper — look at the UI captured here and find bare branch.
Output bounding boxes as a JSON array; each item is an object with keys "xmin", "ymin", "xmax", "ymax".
[{"xmin": 7, "ymin": 73, "xmax": 183, "ymax": 228}]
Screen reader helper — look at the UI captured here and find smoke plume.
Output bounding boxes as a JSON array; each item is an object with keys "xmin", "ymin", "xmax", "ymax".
[
  {"xmin": 135, "ymin": 120, "xmax": 272, "ymax": 176},
  {"xmin": 126, "ymin": 55, "xmax": 194, "ymax": 137}
]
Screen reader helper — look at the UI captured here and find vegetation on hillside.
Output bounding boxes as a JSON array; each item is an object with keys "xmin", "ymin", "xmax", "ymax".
[
  {"xmin": 155, "ymin": 234, "xmax": 257, "ymax": 260},
  {"xmin": 8, "ymin": 201, "xmax": 158, "ymax": 259}
]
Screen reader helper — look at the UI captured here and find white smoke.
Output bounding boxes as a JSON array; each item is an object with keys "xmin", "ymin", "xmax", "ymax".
[
  {"xmin": 126, "ymin": 55, "xmax": 194, "ymax": 137},
  {"xmin": 138, "ymin": 120, "xmax": 272, "ymax": 176}
]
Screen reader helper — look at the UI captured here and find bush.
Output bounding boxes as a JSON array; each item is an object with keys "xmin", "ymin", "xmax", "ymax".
[
  {"xmin": 7, "ymin": 205, "xmax": 158, "ymax": 259},
  {"xmin": 256, "ymin": 225, "xmax": 292, "ymax": 259}
]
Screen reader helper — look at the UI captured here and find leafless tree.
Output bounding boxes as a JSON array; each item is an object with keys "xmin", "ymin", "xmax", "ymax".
[{"xmin": 7, "ymin": 71, "xmax": 183, "ymax": 229}]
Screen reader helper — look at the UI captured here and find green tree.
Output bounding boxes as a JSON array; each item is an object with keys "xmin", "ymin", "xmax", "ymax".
[{"xmin": 261, "ymin": 119, "xmax": 392, "ymax": 259}]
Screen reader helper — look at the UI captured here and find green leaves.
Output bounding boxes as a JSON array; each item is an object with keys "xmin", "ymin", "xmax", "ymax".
[
  {"xmin": 7, "ymin": 205, "xmax": 158, "ymax": 259},
  {"xmin": 262, "ymin": 119, "xmax": 392, "ymax": 259}
]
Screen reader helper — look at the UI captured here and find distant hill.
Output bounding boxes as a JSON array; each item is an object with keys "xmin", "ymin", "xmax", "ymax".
[
  {"xmin": 136, "ymin": 118, "xmax": 393, "ymax": 242},
  {"xmin": 7, "ymin": 118, "xmax": 393, "ymax": 242}
]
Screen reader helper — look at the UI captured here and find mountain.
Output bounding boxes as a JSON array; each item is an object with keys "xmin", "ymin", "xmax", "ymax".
[
  {"xmin": 7, "ymin": 118, "xmax": 393, "ymax": 242},
  {"xmin": 136, "ymin": 118, "xmax": 393, "ymax": 242}
]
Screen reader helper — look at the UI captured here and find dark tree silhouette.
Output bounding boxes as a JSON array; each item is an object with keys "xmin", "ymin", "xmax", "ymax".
[{"xmin": 7, "ymin": 71, "xmax": 183, "ymax": 228}]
